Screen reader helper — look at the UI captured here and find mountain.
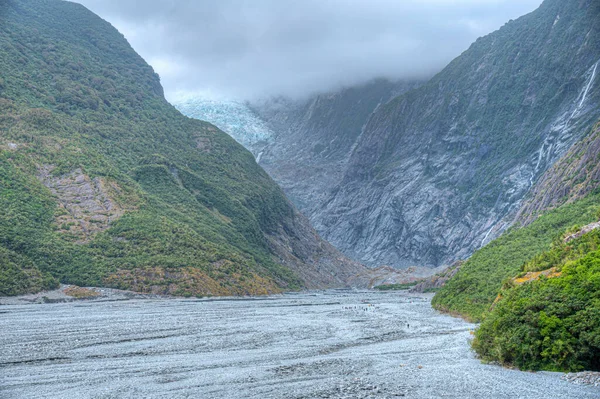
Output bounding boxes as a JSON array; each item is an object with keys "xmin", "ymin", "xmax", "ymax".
[
  {"xmin": 312, "ymin": 0, "xmax": 600, "ymax": 268},
  {"xmin": 0, "ymin": 0, "xmax": 365, "ymax": 296},
  {"xmin": 248, "ymin": 79, "xmax": 421, "ymax": 217},
  {"xmin": 175, "ymin": 80, "xmax": 420, "ymax": 226}
]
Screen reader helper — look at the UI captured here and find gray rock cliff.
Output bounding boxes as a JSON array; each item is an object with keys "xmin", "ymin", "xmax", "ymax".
[{"xmin": 315, "ymin": 0, "xmax": 600, "ymax": 267}]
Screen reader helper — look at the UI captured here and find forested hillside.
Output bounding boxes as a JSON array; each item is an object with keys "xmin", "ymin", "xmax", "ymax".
[{"xmin": 0, "ymin": 0, "xmax": 364, "ymax": 296}]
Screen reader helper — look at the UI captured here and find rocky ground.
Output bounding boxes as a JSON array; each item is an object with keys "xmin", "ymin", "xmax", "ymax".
[
  {"xmin": 350, "ymin": 265, "xmax": 446, "ymax": 288},
  {"xmin": 410, "ymin": 262, "xmax": 463, "ymax": 293},
  {"xmin": 562, "ymin": 372, "xmax": 600, "ymax": 387},
  {"xmin": 1, "ymin": 290, "xmax": 598, "ymax": 398},
  {"xmin": 0, "ymin": 285, "xmax": 168, "ymax": 305}
]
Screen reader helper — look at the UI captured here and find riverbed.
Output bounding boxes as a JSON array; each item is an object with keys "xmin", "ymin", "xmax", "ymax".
[{"xmin": 1, "ymin": 290, "xmax": 597, "ymax": 398}]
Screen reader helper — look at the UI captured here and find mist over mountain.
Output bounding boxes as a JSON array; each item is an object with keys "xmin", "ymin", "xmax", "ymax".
[{"xmin": 74, "ymin": 0, "xmax": 542, "ymax": 100}]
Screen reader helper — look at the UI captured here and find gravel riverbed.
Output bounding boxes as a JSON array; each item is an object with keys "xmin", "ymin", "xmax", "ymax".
[{"xmin": 1, "ymin": 290, "xmax": 598, "ymax": 398}]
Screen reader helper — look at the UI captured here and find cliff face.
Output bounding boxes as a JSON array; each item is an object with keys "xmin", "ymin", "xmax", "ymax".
[
  {"xmin": 250, "ymin": 79, "xmax": 421, "ymax": 223},
  {"xmin": 0, "ymin": 0, "xmax": 366, "ymax": 296},
  {"xmin": 315, "ymin": 0, "xmax": 600, "ymax": 268},
  {"xmin": 514, "ymin": 121, "xmax": 600, "ymax": 225}
]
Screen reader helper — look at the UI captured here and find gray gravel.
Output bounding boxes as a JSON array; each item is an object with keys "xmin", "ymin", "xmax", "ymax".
[
  {"xmin": 0, "ymin": 285, "xmax": 168, "ymax": 306},
  {"xmin": 563, "ymin": 372, "xmax": 600, "ymax": 387},
  {"xmin": 1, "ymin": 290, "xmax": 597, "ymax": 398}
]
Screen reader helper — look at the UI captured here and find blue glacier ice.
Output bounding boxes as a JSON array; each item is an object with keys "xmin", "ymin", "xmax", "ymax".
[{"xmin": 173, "ymin": 98, "xmax": 273, "ymax": 155}]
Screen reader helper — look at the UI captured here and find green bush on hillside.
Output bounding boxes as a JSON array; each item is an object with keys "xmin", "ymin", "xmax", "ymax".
[
  {"xmin": 472, "ymin": 245, "xmax": 600, "ymax": 371},
  {"xmin": 432, "ymin": 191, "xmax": 600, "ymax": 321}
]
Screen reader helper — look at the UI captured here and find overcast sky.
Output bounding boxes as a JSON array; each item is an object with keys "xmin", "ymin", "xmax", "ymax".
[{"xmin": 73, "ymin": 0, "xmax": 543, "ymax": 101}]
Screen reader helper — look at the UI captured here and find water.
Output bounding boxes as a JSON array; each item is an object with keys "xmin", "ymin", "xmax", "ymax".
[{"xmin": 1, "ymin": 290, "xmax": 597, "ymax": 398}]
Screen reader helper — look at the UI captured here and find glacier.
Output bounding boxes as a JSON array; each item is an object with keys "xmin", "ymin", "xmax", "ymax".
[{"xmin": 173, "ymin": 98, "xmax": 274, "ymax": 156}]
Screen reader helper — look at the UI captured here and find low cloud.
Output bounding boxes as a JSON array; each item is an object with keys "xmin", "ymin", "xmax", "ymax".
[{"xmin": 73, "ymin": 0, "xmax": 543, "ymax": 100}]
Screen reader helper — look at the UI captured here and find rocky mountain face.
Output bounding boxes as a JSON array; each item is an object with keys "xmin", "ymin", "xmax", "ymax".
[
  {"xmin": 313, "ymin": 0, "xmax": 600, "ymax": 268},
  {"xmin": 249, "ymin": 79, "xmax": 421, "ymax": 220},
  {"xmin": 514, "ymin": 121, "xmax": 600, "ymax": 225},
  {"xmin": 413, "ymin": 116, "xmax": 600, "ymax": 297},
  {"xmin": 0, "ymin": 0, "xmax": 366, "ymax": 296}
]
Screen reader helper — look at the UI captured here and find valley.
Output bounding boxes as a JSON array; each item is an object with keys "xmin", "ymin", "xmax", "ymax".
[
  {"xmin": 176, "ymin": 0, "xmax": 600, "ymax": 270},
  {"xmin": 1, "ymin": 0, "xmax": 600, "ymax": 394}
]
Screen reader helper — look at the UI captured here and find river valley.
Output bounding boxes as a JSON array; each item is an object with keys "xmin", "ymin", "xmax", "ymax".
[{"xmin": 1, "ymin": 290, "xmax": 597, "ymax": 399}]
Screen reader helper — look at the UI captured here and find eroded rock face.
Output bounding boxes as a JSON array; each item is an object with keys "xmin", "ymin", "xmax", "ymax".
[
  {"xmin": 313, "ymin": 0, "xmax": 600, "ymax": 268},
  {"xmin": 38, "ymin": 166, "xmax": 128, "ymax": 241},
  {"xmin": 515, "ymin": 122, "xmax": 600, "ymax": 226},
  {"xmin": 563, "ymin": 221, "xmax": 600, "ymax": 244},
  {"xmin": 250, "ymin": 79, "xmax": 421, "ymax": 219},
  {"xmin": 265, "ymin": 207, "xmax": 367, "ymax": 289}
]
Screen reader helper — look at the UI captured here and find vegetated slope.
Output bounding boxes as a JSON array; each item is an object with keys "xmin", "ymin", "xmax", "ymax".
[
  {"xmin": 248, "ymin": 79, "xmax": 421, "ymax": 221},
  {"xmin": 0, "ymin": 0, "xmax": 365, "ymax": 296},
  {"xmin": 317, "ymin": 0, "xmax": 600, "ymax": 268},
  {"xmin": 431, "ymin": 189, "xmax": 600, "ymax": 321},
  {"xmin": 472, "ymin": 227, "xmax": 600, "ymax": 371}
]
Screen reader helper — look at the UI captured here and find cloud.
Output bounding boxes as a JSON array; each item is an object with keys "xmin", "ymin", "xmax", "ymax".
[{"xmin": 73, "ymin": 0, "xmax": 543, "ymax": 100}]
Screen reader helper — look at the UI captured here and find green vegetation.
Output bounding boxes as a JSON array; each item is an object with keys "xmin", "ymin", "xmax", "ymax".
[
  {"xmin": 432, "ymin": 191, "xmax": 600, "ymax": 321},
  {"xmin": 0, "ymin": 246, "xmax": 58, "ymax": 296},
  {"xmin": 374, "ymin": 281, "xmax": 419, "ymax": 291},
  {"xmin": 431, "ymin": 158, "xmax": 600, "ymax": 371},
  {"xmin": 0, "ymin": 0, "xmax": 304, "ymax": 296},
  {"xmin": 523, "ymin": 228, "xmax": 600, "ymax": 273},
  {"xmin": 473, "ymin": 229, "xmax": 600, "ymax": 371}
]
